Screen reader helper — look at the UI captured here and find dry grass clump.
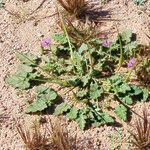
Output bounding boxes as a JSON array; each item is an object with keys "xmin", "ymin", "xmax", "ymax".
[
  {"xmin": 16, "ymin": 120, "xmax": 48, "ymax": 150},
  {"xmin": 46, "ymin": 117, "xmax": 76, "ymax": 150},
  {"xmin": 16, "ymin": 117, "xmax": 76, "ymax": 150},
  {"xmin": 130, "ymin": 109, "xmax": 150, "ymax": 150},
  {"xmin": 57, "ymin": 0, "xmax": 87, "ymax": 17}
]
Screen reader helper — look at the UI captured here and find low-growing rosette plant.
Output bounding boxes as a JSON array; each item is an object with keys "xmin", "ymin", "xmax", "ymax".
[{"xmin": 5, "ymin": 26, "xmax": 149, "ymax": 130}]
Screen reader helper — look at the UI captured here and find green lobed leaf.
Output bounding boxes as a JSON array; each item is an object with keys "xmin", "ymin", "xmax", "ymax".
[
  {"xmin": 18, "ymin": 64, "xmax": 33, "ymax": 73},
  {"xmin": 53, "ymin": 34, "xmax": 67, "ymax": 44},
  {"xmin": 100, "ymin": 113, "xmax": 115, "ymax": 124},
  {"xmin": 24, "ymin": 86, "xmax": 58, "ymax": 113},
  {"xmin": 89, "ymin": 82, "xmax": 103, "ymax": 100},
  {"xmin": 37, "ymin": 86, "xmax": 48, "ymax": 94},
  {"xmin": 50, "ymin": 45, "xmax": 57, "ymax": 54},
  {"xmin": 121, "ymin": 30, "xmax": 132, "ymax": 43},
  {"xmin": 76, "ymin": 89, "xmax": 88, "ymax": 99},
  {"xmin": 78, "ymin": 43, "xmax": 88, "ymax": 54},
  {"xmin": 133, "ymin": 0, "xmax": 147, "ymax": 5},
  {"xmin": 16, "ymin": 52, "xmax": 38, "ymax": 66},
  {"xmin": 42, "ymin": 63, "xmax": 55, "ymax": 72},
  {"xmin": 54, "ymin": 102, "xmax": 71, "ymax": 115},
  {"xmin": 129, "ymin": 85, "xmax": 149, "ymax": 101},
  {"xmin": 76, "ymin": 113, "xmax": 86, "ymax": 130},
  {"xmin": 28, "ymin": 72, "xmax": 41, "ymax": 79},
  {"xmin": 125, "ymin": 41, "xmax": 137, "ymax": 52},
  {"xmin": 110, "ymin": 75, "xmax": 149, "ymax": 103},
  {"xmin": 66, "ymin": 107, "xmax": 79, "ymax": 120},
  {"xmin": 142, "ymin": 89, "xmax": 149, "ymax": 102},
  {"xmin": 81, "ymin": 74, "xmax": 91, "ymax": 87},
  {"xmin": 66, "ymin": 76, "xmax": 81, "ymax": 86},
  {"xmin": 118, "ymin": 83, "xmax": 131, "ymax": 94},
  {"xmin": 72, "ymin": 51, "xmax": 84, "ymax": 74},
  {"xmin": 5, "ymin": 72, "xmax": 30, "ymax": 89},
  {"xmin": 37, "ymin": 86, "xmax": 57, "ymax": 102},
  {"xmin": 46, "ymin": 90, "xmax": 58, "ymax": 103},
  {"xmin": 114, "ymin": 104, "xmax": 128, "ymax": 121},
  {"xmin": 42, "ymin": 55, "xmax": 50, "ymax": 63},
  {"xmin": 24, "ymin": 99, "xmax": 47, "ymax": 113},
  {"xmin": 130, "ymin": 85, "xmax": 143, "ymax": 95},
  {"xmin": 122, "ymin": 96, "xmax": 133, "ymax": 105}
]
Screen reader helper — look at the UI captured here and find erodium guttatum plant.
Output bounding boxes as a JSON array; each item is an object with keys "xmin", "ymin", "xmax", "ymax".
[{"xmin": 6, "ymin": 29, "xmax": 149, "ymax": 130}]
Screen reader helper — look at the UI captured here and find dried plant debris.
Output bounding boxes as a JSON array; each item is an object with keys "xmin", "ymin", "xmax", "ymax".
[
  {"xmin": 130, "ymin": 109, "xmax": 150, "ymax": 150},
  {"xmin": 47, "ymin": 117, "xmax": 77, "ymax": 150},
  {"xmin": 16, "ymin": 120, "xmax": 49, "ymax": 150},
  {"xmin": 57, "ymin": 0, "xmax": 87, "ymax": 17},
  {"xmin": 17, "ymin": 118, "xmax": 77, "ymax": 150}
]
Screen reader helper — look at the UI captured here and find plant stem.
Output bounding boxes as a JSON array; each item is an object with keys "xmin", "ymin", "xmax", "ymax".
[
  {"xmin": 58, "ymin": 10, "xmax": 74, "ymax": 62},
  {"xmin": 125, "ymin": 67, "xmax": 134, "ymax": 83},
  {"xmin": 117, "ymin": 32, "xmax": 123, "ymax": 70},
  {"xmin": 32, "ymin": 77, "xmax": 69, "ymax": 87},
  {"xmin": 125, "ymin": 60, "xmax": 138, "ymax": 82},
  {"xmin": 86, "ymin": 42, "xmax": 93, "ymax": 73},
  {"xmin": 39, "ymin": 47, "xmax": 44, "ymax": 55}
]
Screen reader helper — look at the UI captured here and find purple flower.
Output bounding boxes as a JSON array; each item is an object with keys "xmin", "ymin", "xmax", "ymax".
[
  {"xmin": 102, "ymin": 40, "xmax": 112, "ymax": 47},
  {"xmin": 128, "ymin": 58, "xmax": 136, "ymax": 68},
  {"xmin": 41, "ymin": 38, "xmax": 51, "ymax": 47}
]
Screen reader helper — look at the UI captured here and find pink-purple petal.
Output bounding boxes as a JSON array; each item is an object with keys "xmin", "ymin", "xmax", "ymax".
[
  {"xmin": 127, "ymin": 58, "xmax": 136, "ymax": 68},
  {"xmin": 102, "ymin": 40, "xmax": 112, "ymax": 47},
  {"xmin": 41, "ymin": 38, "xmax": 51, "ymax": 47}
]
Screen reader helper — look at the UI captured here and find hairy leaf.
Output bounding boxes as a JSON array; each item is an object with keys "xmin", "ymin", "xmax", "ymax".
[
  {"xmin": 18, "ymin": 64, "xmax": 33, "ymax": 73},
  {"xmin": 118, "ymin": 83, "xmax": 131, "ymax": 93},
  {"xmin": 122, "ymin": 96, "xmax": 133, "ymax": 105},
  {"xmin": 76, "ymin": 89, "xmax": 88, "ymax": 99},
  {"xmin": 100, "ymin": 113, "xmax": 114, "ymax": 124},
  {"xmin": 66, "ymin": 107, "xmax": 79, "ymax": 120},
  {"xmin": 54, "ymin": 103, "xmax": 71, "ymax": 115},
  {"xmin": 24, "ymin": 99, "xmax": 47, "ymax": 113},
  {"xmin": 53, "ymin": 34, "xmax": 67, "ymax": 44},
  {"xmin": 130, "ymin": 85, "xmax": 143, "ymax": 95},
  {"xmin": 142, "ymin": 89, "xmax": 149, "ymax": 102},
  {"xmin": 78, "ymin": 43, "xmax": 88, "ymax": 54},
  {"xmin": 24, "ymin": 86, "xmax": 58, "ymax": 113},
  {"xmin": 114, "ymin": 104, "xmax": 127, "ymax": 121},
  {"xmin": 121, "ymin": 30, "xmax": 132, "ymax": 43},
  {"xmin": 90, "ymin": 82, "xmax": 103, "ymax": 100},
  {"xmin": 5, "ymin": 72, "xmax": 30, "ymax": 89},
  {"xmin": 81, "ymin": 74, "xmax": 91, "ymax": 87},
  {"xmin": 16, "ymin": 52, "xmax": 38, "ymax": 66},
  {"xmin": 76, "ymin": 113, "xmax": 86, "ymax": 130}
]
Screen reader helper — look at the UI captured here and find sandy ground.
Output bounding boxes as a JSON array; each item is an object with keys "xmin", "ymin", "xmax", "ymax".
[{"xmin": 0, "ymin": 0, "xmax": 150, "ymax": 149}]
